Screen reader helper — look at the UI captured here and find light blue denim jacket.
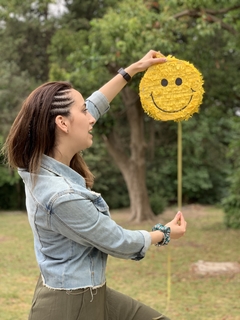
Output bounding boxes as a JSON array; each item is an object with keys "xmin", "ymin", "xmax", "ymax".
[{"xmin": 18, "ymin": 90, "xmax": 151, "ymax": 290}]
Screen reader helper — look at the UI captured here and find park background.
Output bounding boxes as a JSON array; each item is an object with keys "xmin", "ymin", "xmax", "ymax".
[{"xmin": 0, "ymin": 0, "xmax": 240, "ymax": 319}]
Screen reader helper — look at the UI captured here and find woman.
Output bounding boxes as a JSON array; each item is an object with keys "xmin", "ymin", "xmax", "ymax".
[{"xmin": 3, "ymin": 50, "xmax": 186, "ymax": 320}]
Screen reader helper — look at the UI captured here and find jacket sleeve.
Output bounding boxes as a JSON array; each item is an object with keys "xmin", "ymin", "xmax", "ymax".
[
  {"xmin": 86, "ymin": 91, "xmax": 110, "ymax": 121},
  {"xmin": 49, "ymin": 191, "xmax": 151, "ymax": 261}
]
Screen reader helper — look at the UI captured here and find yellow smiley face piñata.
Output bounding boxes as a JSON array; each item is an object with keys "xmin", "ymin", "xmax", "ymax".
[{"xmin": 139, "ymin": 55, "xmax": 204, "ymax": 121}]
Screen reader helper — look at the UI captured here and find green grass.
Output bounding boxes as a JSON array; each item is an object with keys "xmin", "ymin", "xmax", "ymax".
[{"xmin": 0, "ymin": 206, "xmax": 240, "ymax": 320}]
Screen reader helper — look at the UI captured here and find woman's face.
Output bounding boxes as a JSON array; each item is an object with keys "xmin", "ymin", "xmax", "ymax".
[{"xmin": 67, "ymin": 89, "xmax": 96, "ymax": 152}]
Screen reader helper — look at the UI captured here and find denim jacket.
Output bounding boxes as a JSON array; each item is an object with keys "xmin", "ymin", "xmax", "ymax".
[{"xmin": 18, "ymin": 91, "xmax": 151, "ymax": 290}]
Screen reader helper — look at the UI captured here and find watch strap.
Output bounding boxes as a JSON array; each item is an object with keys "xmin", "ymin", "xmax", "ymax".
[{"xmin": 117, "ymin": 68, "xmax": 131, "ymax": 82}]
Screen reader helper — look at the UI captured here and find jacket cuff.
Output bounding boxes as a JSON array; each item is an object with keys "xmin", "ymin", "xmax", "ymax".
[
  {"xmin": 131, "ymin": 230, "xmax": 151, "ymax": 261},
  {"xmin": 86, "ymin": 91, "xmax": 110, "ymax": 120}
]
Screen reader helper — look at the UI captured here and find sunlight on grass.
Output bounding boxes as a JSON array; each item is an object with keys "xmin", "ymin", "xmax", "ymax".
[{"xmin": 0, "ymin": 206, "xmax": 239, "ymax": 320}]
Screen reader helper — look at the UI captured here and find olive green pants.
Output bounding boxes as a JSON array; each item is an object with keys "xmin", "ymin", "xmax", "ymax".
[{"xmin": 29, "ymin": 275, "xmax": 170, "ymax": 320}]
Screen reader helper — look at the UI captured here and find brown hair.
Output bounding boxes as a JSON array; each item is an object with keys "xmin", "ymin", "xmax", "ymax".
[{"xmin": 3, "ymin": 81, "xmax": 94, "ymax": 188}]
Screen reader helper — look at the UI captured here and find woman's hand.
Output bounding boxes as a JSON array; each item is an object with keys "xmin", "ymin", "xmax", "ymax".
[
  {"xmin": 126, "ymin": 50, "xmax": 167, "ymax": 76},
  {"xmin": 165, "ymin": 211, "xmax": 187, "ymax": 239}
]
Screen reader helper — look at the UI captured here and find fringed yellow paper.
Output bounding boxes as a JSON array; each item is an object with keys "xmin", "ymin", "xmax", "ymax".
[{"xmin": 139, "ymin": 55, "xmax": 204, "ymax": 121}]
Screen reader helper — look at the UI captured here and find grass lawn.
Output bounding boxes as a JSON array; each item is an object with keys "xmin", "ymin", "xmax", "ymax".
[{"xmin": 0, "ymin": 205, "xmax": 239, "ymax": 320}]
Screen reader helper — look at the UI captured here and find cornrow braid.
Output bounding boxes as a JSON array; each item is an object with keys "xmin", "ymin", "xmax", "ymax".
[{"xmin": 50, "ymin": 89, "xmax": 74, "ymax": 115}]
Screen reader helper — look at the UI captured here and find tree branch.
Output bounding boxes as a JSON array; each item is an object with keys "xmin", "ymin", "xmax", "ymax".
[
  {"xmin": 204, "ymin": 5, "xmax": 240, "ymax": 15},
  {"xmin": 204, "ymin": 13, "xmax": 236, "ymax": 34},
  {"xmin": 173, "ymin": 9, "xmax": 201, "ymax": 19},
  {"xmin": 173, "ymin": 6, "xmax": 240, "ymax": 35}
]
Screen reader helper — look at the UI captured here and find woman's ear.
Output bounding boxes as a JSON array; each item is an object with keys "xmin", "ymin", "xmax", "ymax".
[{"xmin": 55, "ymin": 115, "xmax": 69, "ymax": 133}]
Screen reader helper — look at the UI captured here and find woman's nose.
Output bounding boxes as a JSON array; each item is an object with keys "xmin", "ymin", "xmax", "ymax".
[{"xmin": 88, "ymin": 112, "xmax": 96, "ymax": 125}]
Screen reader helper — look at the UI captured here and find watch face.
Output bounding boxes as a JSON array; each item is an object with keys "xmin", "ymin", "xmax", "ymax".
[{"xmin": 118, "ymin": 68, "xmax": 131, "ymax": 82}]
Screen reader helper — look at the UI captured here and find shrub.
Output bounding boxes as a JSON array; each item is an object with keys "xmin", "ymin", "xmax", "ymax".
[
  {"xmin": 149, "ymin": 192, "xmax": 167, "ymax": 215},
  {"xmin": 222, "ymin": 194, "xmax": 240, "ymax": 229}
]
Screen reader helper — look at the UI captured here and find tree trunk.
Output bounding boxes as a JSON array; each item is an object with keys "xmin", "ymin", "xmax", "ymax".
[{"xmin": 103, "ymin": 86, "xmax": 155, "ymax": 222}]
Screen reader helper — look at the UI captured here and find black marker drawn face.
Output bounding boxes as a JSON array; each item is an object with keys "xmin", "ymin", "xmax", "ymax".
[
  {"xmin": 139, "ymin": 58, "xmax": 204, "ymax": 121},
  {"xmin": 150, "ymin": 76, "xmax": 196, "ymax": 114}
]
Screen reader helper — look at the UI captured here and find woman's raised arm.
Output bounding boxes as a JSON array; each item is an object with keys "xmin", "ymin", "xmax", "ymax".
[{"xmin": 99, "ymin": 50, "xmax": 166, "ymax": 103}]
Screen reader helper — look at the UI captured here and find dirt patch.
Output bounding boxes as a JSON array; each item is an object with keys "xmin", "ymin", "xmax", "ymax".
[
  {"xmin": 191, "ymin": 260, "xmax": 240, "ymax": 276},
  {"xmin": 0, "ymin": 236, "xmax": 9, "ymax": 243}
]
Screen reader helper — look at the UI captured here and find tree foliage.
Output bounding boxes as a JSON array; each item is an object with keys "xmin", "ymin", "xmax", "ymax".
[
  {"xmin": 1, "ymin": 0, "xmax": 240, "ymax": 225},
  {"xmin": 0, "ymin": 0, "xmax": 58, "ymax": 133},
  {"xmin": 0, "ymin": 0, "xmax": 58, "ymax": 209}
]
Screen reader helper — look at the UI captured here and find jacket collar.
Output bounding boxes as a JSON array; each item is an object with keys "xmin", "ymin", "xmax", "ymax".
[{"xmin": 41, "ymin": 154, "xmax": 86, "ymax": 187}]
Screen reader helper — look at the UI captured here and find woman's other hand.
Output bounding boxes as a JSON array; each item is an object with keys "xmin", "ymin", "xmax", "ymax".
[{"xmin": 165, "ymin": 211, "xmax": 187, "ymax": 239}]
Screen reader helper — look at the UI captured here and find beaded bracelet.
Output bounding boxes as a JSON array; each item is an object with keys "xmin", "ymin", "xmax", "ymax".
[{"xmin": 152, "ymin": 223, "xmax": 171, "ymax": 246}]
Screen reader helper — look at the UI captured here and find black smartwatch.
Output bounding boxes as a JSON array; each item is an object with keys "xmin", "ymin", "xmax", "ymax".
[{"xmin": 117, "ymin": 68, "xmax": 132, "ymax": 82}]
